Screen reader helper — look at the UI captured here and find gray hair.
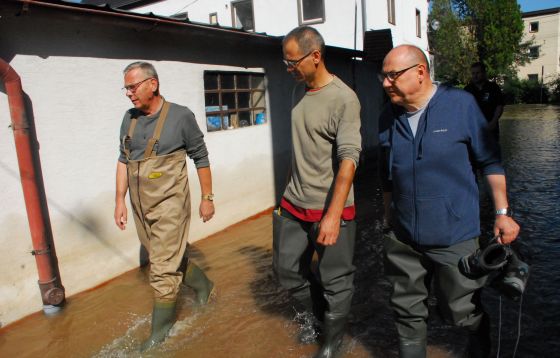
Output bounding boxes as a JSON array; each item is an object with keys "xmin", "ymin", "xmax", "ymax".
[
  {"xmin": 283, "ymin": 26, "xmax": 326, "ymax": 58},
  {"xmin": 123, "ymin": 61, "xmax": 159, "ymax": 95},
  {"xmin": 123, "ymin": 61, "xmax": 159, "ymax": 81}
]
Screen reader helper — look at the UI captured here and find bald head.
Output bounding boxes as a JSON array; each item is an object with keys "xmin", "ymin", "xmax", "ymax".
[{"xmin": 384, "ymin": 45, "xmax": 429, "ymax": 73}]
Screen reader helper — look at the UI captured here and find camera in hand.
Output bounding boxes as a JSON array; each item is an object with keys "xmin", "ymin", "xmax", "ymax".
[{"xmin": 459, "ymin": 237, "xmax": 529, "ymax": 299}]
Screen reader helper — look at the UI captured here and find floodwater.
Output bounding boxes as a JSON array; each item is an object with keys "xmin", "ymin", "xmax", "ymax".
[
  {"xmin": 1, "ymin": 105, "xmax": 559, "ymax": 358},
  {"xmin": 479, "ymin": 105, "xmax": 560, "ymax": 357}
]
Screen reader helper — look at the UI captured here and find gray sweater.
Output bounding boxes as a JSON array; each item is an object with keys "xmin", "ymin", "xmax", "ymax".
[
  {"xmin": 283, "ymin": 76, "xmax": 362, "ymax": 209},
  {"xmin": 118, "ymin": 102, "xmax": 209, "ymax": 168}
]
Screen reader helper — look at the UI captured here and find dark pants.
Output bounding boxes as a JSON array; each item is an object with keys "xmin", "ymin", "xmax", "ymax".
[
  {"xmin": 272, "ymin": 208, "xmax": 356, "ymax": 318},
  {"xmin": 384, "ymin": 231, "xmax": 487, "ymax": 342}
]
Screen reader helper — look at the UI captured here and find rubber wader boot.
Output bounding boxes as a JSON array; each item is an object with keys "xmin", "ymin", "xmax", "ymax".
[
  {"xmin": 184, "ymin": 262, "xmax": 215, "ymax": 305},
  {"xmin": 314, "ymin": 313, "xmax": 346, "ymax": 358},
  {"xmin": 398, "ymin": 339, "xmax": 427, "ymax": 358},
  {"xmin": 140, "ymin": 300, "xmax": 177, "ymax": 352},
  {"xmin": 466, "ymin": 314, "xmax": 491, "ymax": 358}
]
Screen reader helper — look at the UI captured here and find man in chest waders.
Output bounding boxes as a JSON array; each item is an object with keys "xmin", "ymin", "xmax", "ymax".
[{"xmin": 114, "ymin": 62, "xmax": 216, "ymax": 351}]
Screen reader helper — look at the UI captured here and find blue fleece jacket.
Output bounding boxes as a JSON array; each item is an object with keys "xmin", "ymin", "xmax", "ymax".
[{"xmin": 379, "ymin": 85, "xmax": 504, "ymax": 246}]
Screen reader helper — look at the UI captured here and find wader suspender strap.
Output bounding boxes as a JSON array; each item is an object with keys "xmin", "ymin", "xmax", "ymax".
[
  {"xmin": 143, "ymin": 101, "xmax": 170, "ymax": 159},
  {"xmin": 122, "ymin": 117, "xmax": 138, "ymax": 161}
]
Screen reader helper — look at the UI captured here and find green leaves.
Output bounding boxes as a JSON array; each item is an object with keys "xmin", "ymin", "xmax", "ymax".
[{"xmin": 428, "ymin": 0, "xmax": 527, "ymax": 84}]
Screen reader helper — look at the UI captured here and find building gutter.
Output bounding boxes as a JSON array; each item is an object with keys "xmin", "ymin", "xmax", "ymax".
[{"xmin": 0, "ymin": 58, "xmax": 65, "ymax": 315}]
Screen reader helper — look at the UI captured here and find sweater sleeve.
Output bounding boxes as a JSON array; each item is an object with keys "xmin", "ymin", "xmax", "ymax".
[
  {"xmin": 335, "ymin": 99, "xmax": 362, "ymax": 167},
  {"xmin": 182, "ymin": 109, "xmax": 210, "ymax": 168},
  {"xmin": 465, "ymin": 97, "xmax": 504, "ymax": 175}
]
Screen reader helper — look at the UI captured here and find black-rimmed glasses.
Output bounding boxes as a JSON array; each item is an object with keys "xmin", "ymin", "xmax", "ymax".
[
  {"xmin": 283, "ymin": 51, "xmax": 314, "ymax": 68},
  {"xmin": 377, "ymin": 64, "xmax": 419, "ymax": 83},
  {"xmin": 121, "ymin": 77, "xmax": 154, "ymax": 94}
]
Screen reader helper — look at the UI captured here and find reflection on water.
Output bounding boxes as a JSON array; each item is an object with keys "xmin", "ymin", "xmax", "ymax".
[
  {"xmin": 1, "ymin": 105, "xmax": 559, "ymax": 357},
  {"xmin": 481, "ymin": 104, "xmax": 560, "ymax": 357}
]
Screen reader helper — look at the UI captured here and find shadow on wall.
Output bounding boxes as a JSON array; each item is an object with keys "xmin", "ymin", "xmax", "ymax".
[{"xmin": 0, "ymin": 154, "xmax": 144, "ymax": 268}]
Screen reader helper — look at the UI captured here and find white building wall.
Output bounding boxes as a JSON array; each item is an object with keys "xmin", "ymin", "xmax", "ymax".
[
  {"xmin": 366, "ymin": 0, "xmax": 429, "ymax": 51},
  {"xmin": 518, "ymin": 11, "xmax": 560, "ymax": 83},
  {"xmin": 134, "ymin": 0, "xmax": 429, "ymax": 51},
  {"xmin": 0, "ymin": 56, "xmax": 275, "ymax": 327}
]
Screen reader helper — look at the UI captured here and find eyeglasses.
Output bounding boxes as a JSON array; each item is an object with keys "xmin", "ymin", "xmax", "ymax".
[
  {"xmin": 377, "ymin": 64, "xmax": 419, "ymax": 83},
  {"xmin": 283, "ymin": 51, "xmax": 314, "ymax": 68},
  {"xmin": 121, "ymin": 77, "xmax": 154, "ymax": 94}
]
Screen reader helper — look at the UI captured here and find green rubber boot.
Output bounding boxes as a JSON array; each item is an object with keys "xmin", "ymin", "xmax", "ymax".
[
  {"xmin": 314, "ymin": 313, "xmax": 346, "ymax": 358},
  {"xmin": 140, "ymin": 300, "xmax": 177, "ymax": 352},
  {"xmin": 398, "ymin": 338, "xmax": 427, "ymax": 358},
  {"xmin": 184, "ymin": 262, "xmax": 215, "ymax": 305}
]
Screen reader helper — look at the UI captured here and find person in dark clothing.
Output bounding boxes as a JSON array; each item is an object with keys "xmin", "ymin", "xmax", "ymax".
[
  {"xmin": 378, "ymin": 45, "xmax": 519, "ymax": 358},
  {"xmin": 464, "ymin": 62, "xmax": 504, "ymax": 140}
]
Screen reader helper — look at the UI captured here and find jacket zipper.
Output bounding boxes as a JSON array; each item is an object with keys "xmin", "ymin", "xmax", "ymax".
[
  {"xmin": 412, "ymin": 130, "xmax": 418, "ymax": 244},
  {"xmin": 412, "ymin": 108, "xmax": 428, "ymax": 244}
]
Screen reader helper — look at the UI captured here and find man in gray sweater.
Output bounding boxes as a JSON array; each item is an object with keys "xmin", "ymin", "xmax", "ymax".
[
  {"xmin": 273, "ymin": 27, "xmax": 361, "ymax": 358},
  {"xmin": 114, "ymin": 62, "xmax": 216, "ymax": 351}
]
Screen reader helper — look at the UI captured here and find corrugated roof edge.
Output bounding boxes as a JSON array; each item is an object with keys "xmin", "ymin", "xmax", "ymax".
[{"xmin": 10, "ymin": 0, "xmax": 362, "ymax": 57}]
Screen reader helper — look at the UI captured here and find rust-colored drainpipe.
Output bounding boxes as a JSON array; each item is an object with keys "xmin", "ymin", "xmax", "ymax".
[{"xmin": 0, "ymin": 58, "xmax": 65, "ymax": 314}]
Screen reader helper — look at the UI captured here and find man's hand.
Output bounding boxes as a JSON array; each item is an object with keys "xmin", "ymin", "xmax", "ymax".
[
  {"xmin": 494, "ymin": 215, "xmax": 520, "ymax": 244},
  {"xmin": 316, "ymin": 214, "xmax": 340, "ymax": 246},
  {"xmin": 114, "ymin": 200, "xmax": 128, "ymax": 230},
  {"xmin": 199, "ymin": 200, "xmax": 215, "ymax": 223}
]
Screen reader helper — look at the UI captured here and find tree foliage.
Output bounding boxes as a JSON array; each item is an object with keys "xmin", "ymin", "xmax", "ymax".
[{"xmin": 428, "ymin": 0, "xmax": 529, "ymax": 84}]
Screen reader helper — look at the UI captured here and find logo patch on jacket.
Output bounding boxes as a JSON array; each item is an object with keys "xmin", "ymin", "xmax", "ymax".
[
  {"xmin": 148, "ymin": 172, "xmax": 163, "ymax": 179},
  {"xmin": 433, "ymin": 128, "xmax": 448, "ymax": 133}
]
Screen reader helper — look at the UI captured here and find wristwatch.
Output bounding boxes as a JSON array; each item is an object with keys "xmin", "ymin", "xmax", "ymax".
[
  {"xmin": 495, "ymin": 207, "xmax": 513, "ymax": 217},
  {"xmin": 202, "ymin": 193, "xmax": 214, "ymax": 201}
]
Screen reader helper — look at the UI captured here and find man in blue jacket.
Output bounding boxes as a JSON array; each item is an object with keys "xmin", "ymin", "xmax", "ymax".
[{"xmin": 378, "ymin": 45, "xmax": 519, "ymax": 358}]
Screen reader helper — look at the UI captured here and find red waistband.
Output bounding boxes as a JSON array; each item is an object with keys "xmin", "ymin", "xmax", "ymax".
[{"xmin": 280, "ymin": 197, "xmax": 356, "ymax": 222}]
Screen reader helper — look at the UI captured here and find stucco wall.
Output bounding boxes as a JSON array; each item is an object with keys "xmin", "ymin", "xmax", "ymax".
[
  {"xmin": 365, "ymin": 0, "xmax": 429, "ymax": 51},
  {"xmin": 0, "ymin": 1, "xmax": 382, "ymax": 327}
]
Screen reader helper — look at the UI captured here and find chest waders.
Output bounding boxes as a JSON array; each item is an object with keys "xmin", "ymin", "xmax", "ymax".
[
  {"xmin": 123, "ymin": 102, "xmax": 215, "ymax": 351},
  {"xmin": 123, "ymin": 101, "xmax": 191, "ymax": 303}
]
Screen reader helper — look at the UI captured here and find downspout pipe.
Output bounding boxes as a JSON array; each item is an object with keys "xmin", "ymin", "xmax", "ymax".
[{"xmin": 0, "ymin": 58, "xmax": 65, "ymax": 315}]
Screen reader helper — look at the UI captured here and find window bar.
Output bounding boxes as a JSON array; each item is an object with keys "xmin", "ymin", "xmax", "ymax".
[
  {"xmin": 234, "ymin": 75, "xmax": 239, "ymax": 127},
  {"xmin": 250, "ymin": 74, "xmax": 254, "ymax": 125},
  {"xmin": 218, "ymin": 73, "xmax": 224, "ymax": 130}
]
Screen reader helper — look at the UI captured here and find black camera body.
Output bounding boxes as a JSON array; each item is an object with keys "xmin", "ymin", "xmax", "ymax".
[
  {"xmin": 497, "ymin": 248, "xmax": 530, "ymax": 299},
  {"xmin": 459, "ymin": 238, "xmax": 529, "ymax": 299}
]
